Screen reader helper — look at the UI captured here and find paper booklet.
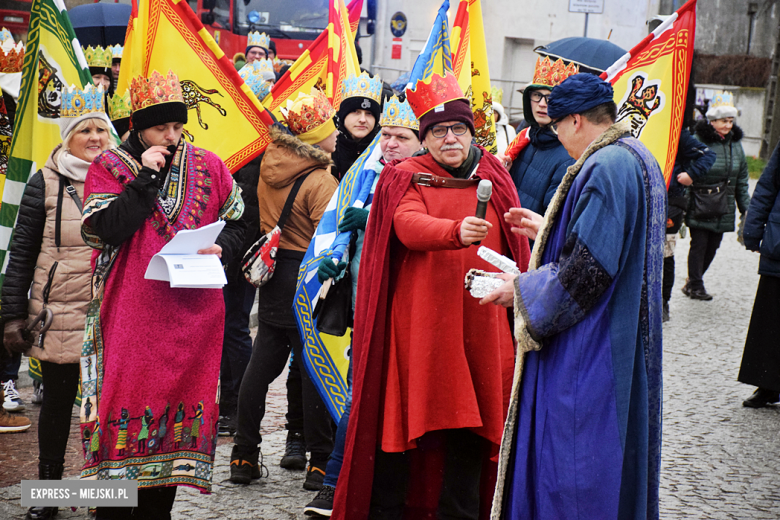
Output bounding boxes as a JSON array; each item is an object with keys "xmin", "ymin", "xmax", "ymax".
[{"xmin": 144, "ymin": 220, "xmax": 228, "ymax": 288}]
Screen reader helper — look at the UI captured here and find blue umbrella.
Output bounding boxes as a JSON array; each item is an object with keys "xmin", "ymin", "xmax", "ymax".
[
  {"xmin": 534, "ymin": 37, "xmax": 627, "ymax": 74},
  {"xmin": 69, "ymin": 3, "xmax": 132, "ymax": 49}
]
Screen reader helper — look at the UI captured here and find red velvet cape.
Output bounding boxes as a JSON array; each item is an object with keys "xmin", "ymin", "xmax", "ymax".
[{"xmin": 332, "ymin": 148, "xmax": 530, "ymax": 519}]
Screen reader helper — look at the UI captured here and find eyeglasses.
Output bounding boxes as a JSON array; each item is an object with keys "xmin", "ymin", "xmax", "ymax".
[
  {"xmin": 429, "ymin": 123, "xmax": 470, "ymax": 139},
  {"xmin": 550, "ymin": 115, "xmax": 570, "ymax": 136},
  {"xmin": 529, "ymin": 91, "xmax": 551, "ymax": 104}
]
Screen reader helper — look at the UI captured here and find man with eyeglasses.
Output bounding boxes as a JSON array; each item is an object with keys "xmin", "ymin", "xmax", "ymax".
[
  {"xmin": 483, "ymin": 73, "xmax": 666, "ymax": 520},
  {"xmin": 331, "ymin": 72, "xmax": 530, "ymax": 520},
  {"xmin": 505, "ymin": 57, "xmax": 577, "ymax": 222}
]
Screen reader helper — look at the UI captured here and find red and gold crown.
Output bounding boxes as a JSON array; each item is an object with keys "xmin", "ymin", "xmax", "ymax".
[
  {"xmin": 280, "ymin": 87, "xmax": 337, "ymax": 145},
  {"xmin": 129, "ymin": 70, "xmax": 184, "ymax": 112},
  {"xmin": 0, "ymin": 39, "xmax": 24, "ymax": 73},
  {"xmin": 405, "ymin": 72, "xmax": 466, "ymax": 119},
  {"xmin": 530, "ymin": 57, "xmax": 579, "ymax": 88}
]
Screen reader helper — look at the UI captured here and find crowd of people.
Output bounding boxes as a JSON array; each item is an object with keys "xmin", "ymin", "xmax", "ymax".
[{"xmin": 0, "ymin": 25, "xmax": 778, "ymax": 520}]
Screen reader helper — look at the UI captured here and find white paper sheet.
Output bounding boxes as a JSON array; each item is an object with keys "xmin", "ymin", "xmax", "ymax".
[{"xmin": 144, "ymin": 221, "xmax": 227, "ymax": 288}]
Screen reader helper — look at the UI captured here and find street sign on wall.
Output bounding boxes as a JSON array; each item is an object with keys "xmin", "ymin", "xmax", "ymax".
[{"xmin": 569, "ymin": 0, "xmax": 604, "ymax": 14}]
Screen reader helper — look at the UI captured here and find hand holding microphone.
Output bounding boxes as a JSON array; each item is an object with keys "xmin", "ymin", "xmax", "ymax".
[{"xmin": 460, "ymin": 180, "xmax": 493, "ymax": 246}]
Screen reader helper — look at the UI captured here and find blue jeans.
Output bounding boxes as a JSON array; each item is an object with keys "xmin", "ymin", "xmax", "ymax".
[
  {"xmin": 0, "ymin": 351, "xmax": 21, "ymax": 381},
  {"xmin": 323, "ymin": 359, "xmax": 352, "ymax": 488},
  {"xmin": 219, "ymin": 274, "xmax": 256, "ymax": 416}
]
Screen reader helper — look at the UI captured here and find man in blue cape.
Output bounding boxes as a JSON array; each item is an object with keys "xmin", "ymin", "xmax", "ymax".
[{"xmin": 483, "ymin": 73, "xmax": 666, "ymax": 520}]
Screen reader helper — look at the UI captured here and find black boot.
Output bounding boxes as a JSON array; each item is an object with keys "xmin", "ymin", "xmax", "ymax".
[
  {"xmin": 26, "ymin": 462, "xmax": 64, "ymax": 519},
  {"xmin": 229, "ymin": 444, "xmax": 263, "ymax": 484},
  {"xmin": 280, "ymin": 431, "xmax": 307, "ymax": 470}
]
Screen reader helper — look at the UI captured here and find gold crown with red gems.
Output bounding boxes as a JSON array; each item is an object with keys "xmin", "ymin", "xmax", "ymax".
[
  {"xmin": 280, "ymin": 87, "xmax": 336, "ymax": 138},
  {"xmin": 129, "ymin": 70, "xmax": 184, "ymax": 112},
  {"xmin": 530, "ymin": 57, "xmax": 579, "ymax": 88},
  {"xmin": 405, "ymin": 71, "xmax": 466, "ymax": 119}
]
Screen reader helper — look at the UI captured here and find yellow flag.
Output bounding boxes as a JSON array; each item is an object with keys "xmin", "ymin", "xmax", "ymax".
[
  {"xmin": 451, "ymin": 0, "xmax": 497, "ymax": 154},
  {"xmin": 120, "ymin": 0, "xmax": 274, "ymax": 172},
  {"xmin": 603, "ymin": 0, "xmax": 697, "ymax": 186}
]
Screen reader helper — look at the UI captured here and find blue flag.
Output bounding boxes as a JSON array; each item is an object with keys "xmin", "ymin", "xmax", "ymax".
[{"xmin": 294, "ymin": 0, "xmax": 455, "ymax": 420}]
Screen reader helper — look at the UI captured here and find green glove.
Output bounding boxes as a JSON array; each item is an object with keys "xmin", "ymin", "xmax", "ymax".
[
  {"xmin": 338, "ymin": 207, "xmax": 370, "ymax": 233},
  {"xmin": 317, "ymin": 257, "xmax": 347, "ymax": 283}
]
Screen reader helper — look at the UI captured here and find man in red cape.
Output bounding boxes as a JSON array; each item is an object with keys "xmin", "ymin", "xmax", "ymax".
[{"xmin": 332, "ymin": 72, "xmax": 530, "ymax": 520}]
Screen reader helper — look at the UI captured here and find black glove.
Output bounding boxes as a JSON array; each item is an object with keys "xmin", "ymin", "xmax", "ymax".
[
  {"xmin": 317, "ymin": 257, "xmax": 347, "ymax": 283},
  {"xmin": 338, "ymin": 207, "xmax": 369, "ymax": 233},
  {"xmin": 4, "ymin": 319, "xmax": 32, "ymax": 355}
]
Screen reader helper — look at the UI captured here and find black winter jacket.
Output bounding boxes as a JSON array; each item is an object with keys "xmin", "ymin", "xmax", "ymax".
[
  {"xmin": 1, "ymin": 172, "xmax": 45, "ymax": 322},
  {"xmin": 744, "ymin": 140, "xmax": 780, "ymax": 276}
]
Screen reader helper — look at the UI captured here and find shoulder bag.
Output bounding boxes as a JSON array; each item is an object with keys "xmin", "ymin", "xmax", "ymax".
[{"xmin": 241, "ymin": 170, "xmax": 312, "ymax": 287}]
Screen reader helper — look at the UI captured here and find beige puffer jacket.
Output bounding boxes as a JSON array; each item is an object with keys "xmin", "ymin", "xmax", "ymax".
[{"xmin": 26, "ymin": 146, "xmax": 93, "ymax": 364}]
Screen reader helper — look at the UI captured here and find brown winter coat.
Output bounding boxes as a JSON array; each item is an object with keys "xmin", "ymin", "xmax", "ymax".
[
  {"xmin": 27, "ymin": 146, "xmax": 93, "ymax": 364},
  {"xmin": 258, "ymin": 128, "xmax": 338, "ymax": 251}
]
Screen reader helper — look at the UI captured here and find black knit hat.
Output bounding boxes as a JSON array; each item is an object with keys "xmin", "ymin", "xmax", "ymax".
[
  {"xmin": 131, "ymin": 101, "xmax": 188, "ymax": 131},
  {"xmin": 338, "ymin": 96, "xmax": 381, "ymax": 130},
  {"xmin": 418, "ymin": 98, "xmax": 474, "ymax": 140}
]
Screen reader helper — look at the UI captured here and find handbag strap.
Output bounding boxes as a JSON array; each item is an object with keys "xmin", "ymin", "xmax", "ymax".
[{"xmin": 276, "ymin": 167, "xmax": 316, "ymax": 232}]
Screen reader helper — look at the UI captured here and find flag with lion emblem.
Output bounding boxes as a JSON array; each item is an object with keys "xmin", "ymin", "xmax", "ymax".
[
  {"xmin": 602, "ymin": 0, "xmax": 697, "ymax": 187},
  {"xmin": 119, "ymin": 0, "xmax": 275, "ymax": 173}
]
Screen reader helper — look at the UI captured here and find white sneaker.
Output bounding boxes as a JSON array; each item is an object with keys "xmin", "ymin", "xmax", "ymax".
[{"xmin": 2, "ymin": 379, "xmax": 26, "ymax": 412}]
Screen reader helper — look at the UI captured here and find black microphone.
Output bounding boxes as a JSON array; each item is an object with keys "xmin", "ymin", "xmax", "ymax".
[{"xmin": 474, "ymin": 179, "xmax": 492, "ymax": 245}]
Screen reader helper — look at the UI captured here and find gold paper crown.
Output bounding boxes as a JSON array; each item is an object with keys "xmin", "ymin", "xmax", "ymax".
[
  {"xmin": 0, "ymin": 40, "xmax": 23, "ymax": 73},
  {"xmin": 247, "ymin": 31, "xmax": 271, "ymax": 50},
  {"xmin": 280, "ymin": 87, "xmax": 336, "ymax": 140},
  {"xmin": 710, "ymin": 90, "xmax": 735, "ymax": 109},
  {"xmin": 342, "ymin": 71, "xmax": 383, "ymax": 104},
  {"xmin": 129, "ymin": 70, "xmax": 184, "ymax": 112},
  {"xmin": 380, "ymin": 95, "xmax": 419, "ymax": 131},
  {"xmin": 531, "ymin": 57, "xmax": 579, "ymax": 88},
  {"xmin": 111, "ymin": 44, "xmax": 123, "ymax": 59},
  {"xmin": 60, "ymin": 84, "xmax": 106, "ymax": 118},
  {"xmin": 82, "ymin": 45, "xmax": 112, "ymax": 69},
  {"xmin": 405, "ymin": 72, "xmax": 466, "ymax": 119},
  {"xmin": 108, "ymin": 91, "xmax": 131, "ymax": 121}
]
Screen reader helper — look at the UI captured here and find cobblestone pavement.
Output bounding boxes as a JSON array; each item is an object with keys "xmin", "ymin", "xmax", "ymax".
[{"xmin": 3, "ymin": 199, "xmax": 780, "ymax": 518}]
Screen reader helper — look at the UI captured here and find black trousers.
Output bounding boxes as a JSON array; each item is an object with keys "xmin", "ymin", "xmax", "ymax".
[
  {"xmin": 369, "ymin": 429, "xmax": 486, "ymax": 520},
  {"xmin": 38, "ymin": 361, "xmax": 79, "ymax": 465},
  {"xmin": 234, "ymin": 319, "xmax": 334, "ymax": 464},
  {"xmin": 95, "ymin": 487, "xmax": 177, "ymax": 519},
  {"xmin": 687, "ymin": 228, "xmax": 723, "ymax": 290},
  {"xmin": 286, "ymin": 350, "xmax": 304, "ymax": 433},
  {"xmin": 662, "ymin": 255, "xmax": 675, "ymax": 304}
]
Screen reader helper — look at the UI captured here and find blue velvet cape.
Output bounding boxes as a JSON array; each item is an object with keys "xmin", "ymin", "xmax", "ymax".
[{"xmin": 501, "ymin": 130, "xmax": 666, "ymax": 520}]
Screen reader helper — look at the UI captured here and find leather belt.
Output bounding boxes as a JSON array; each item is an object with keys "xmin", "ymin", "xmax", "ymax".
[{"xmin": 411, "ymin": 173, "xmax": 479, "ymax": 189}]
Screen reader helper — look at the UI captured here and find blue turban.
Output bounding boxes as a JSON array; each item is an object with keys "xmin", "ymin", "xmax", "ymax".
[{"xmin": 547, "ymin": 73, "xmax": 614, "ymax": 120}]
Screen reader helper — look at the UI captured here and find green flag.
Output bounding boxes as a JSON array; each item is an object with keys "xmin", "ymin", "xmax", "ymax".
[{"xmin": 1, "ymin": 0, "xmax": 92, "ymax": 282}]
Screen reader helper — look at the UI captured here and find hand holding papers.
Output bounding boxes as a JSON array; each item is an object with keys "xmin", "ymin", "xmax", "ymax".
[{"xmin": 144, "ymin": 221, "xmax": 228, "ymax": 288}]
